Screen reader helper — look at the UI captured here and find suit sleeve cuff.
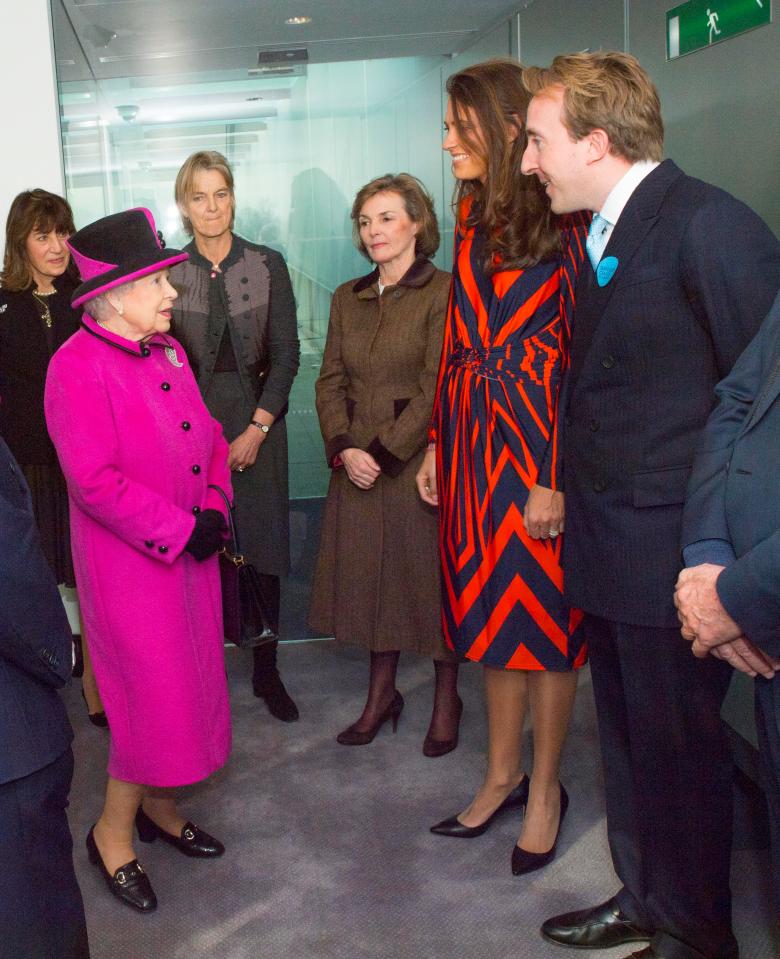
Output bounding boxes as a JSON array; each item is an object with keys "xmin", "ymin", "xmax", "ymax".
[
  {"xmin": 683, "ymin": 539, "xmax": 737, "ymax": 569},
  {"xmin": 367, "ymin": 437, "xmax": 406, "ymax": 478}
]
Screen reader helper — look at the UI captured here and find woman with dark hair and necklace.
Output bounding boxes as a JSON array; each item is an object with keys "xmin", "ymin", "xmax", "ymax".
[{"xmin": 0, "ymin": 188, "xmax": 105, "ymax": 726}]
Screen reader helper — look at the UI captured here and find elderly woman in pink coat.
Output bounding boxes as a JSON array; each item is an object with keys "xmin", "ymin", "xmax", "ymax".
[{"xmin": 45, "ymin": 209, "xmax": 232, "ymax": 915}]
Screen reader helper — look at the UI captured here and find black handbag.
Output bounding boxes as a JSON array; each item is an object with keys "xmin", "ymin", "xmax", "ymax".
[{"xmin": 208, "ymin": 485, "xmax": 278, "ymax": 648}]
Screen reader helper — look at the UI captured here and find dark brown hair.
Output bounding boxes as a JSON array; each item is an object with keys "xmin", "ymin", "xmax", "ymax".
[
  {"xmin": 1, "ymin": 189, "xmax": 76, "ymax": 291},
  {"xmin": 446, "ymin": 59, "xmax": 559, "ymax": 271},
  {"xmin": 351, "ymin": 173, "xmax": 440, "ymax": 260},
  {"xmin": 523, "ymin": 52, "xmax": 664, "ymax": 162}
]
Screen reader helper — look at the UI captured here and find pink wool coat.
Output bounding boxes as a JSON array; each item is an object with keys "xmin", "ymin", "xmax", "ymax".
[{"xmin": 45, "ymin": 314, "xmax": 232, "ymax": 787}]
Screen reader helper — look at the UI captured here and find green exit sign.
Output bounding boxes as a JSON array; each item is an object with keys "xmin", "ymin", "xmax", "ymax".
[{"xmin": 667, "ymin": 0, "xmax": 772, "ymax": 59}]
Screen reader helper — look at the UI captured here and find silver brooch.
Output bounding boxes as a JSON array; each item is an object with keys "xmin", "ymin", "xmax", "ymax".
[
  {"xmin": 0, "ymin": 304, "xmax": 6, "ymax": 313},
  {"xmin": 165, "ymin": 346, "xmax": 183, "ymax": 367}
]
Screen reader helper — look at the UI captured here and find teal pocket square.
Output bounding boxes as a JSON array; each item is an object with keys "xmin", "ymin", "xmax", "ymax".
[{"xmin": 597, "ymin": 256, "xmax": 619, "ymax": 287}]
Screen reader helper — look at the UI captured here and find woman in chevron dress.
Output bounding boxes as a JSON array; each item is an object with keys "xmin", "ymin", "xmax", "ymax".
[{"xmin": 417, "ymin": 60, "xmax": 588, "ymax": 875}]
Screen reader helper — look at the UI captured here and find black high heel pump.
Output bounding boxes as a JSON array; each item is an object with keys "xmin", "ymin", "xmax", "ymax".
[
  {"xmin": 81, "ymin": 688, "xmax": 108, "ymax": 728},
  {"xmin": 336, "ymin": 691, "xmax": 404, "ymax": 745},
  {"xmin": 511, "ymin": 783, "xmax": 569, "ymax": 876},
  {"xmin": 430, "ymin": 776, "xmax": 530, "ymax": 838}
]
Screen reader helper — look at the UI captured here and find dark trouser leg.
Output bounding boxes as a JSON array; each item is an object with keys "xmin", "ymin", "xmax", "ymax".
[
  {"xmin": 755, "ymin": 673, "xmax": 780, "ymax": 916},
  {"xmin": 0, "ymin": 748, "xmax": 90, "ymax": 959},
  {"xmin": 586, "ymin": 614, "xmax": 738, "ymax": 959},
  {"xmin": 251, "ymin": 575, "xmax": 298, "ymax": 721}
]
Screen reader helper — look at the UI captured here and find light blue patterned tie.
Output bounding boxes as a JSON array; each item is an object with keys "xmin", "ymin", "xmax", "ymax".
[{"xmin": 586, "ymin": 213, "xmax": 610, "ymax": 272}]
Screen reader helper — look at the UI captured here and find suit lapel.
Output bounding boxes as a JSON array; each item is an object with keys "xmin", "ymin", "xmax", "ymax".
[{"xmin": 568, "ymin": 161, "xmax": 685, "ymax": 394}]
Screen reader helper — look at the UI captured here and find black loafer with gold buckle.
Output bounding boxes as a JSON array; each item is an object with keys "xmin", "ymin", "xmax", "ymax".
[
  {"xmin": 135, "ymin": 807, "xmax": 225, "ymax": 858},
  {"xmin": 86, "ymin": 826, "xmax": 157, "ymax": 913}
]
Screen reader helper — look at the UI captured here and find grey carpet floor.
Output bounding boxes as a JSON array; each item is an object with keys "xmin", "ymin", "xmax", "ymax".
[{"xmin": 65, "ymin": 642, "xmax": 779, "ymax": 959}]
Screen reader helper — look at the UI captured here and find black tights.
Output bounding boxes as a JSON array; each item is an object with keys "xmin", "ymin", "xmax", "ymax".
[{"xmin": 350, "ymin": 650, "xmax": 461, "ymax": 740}]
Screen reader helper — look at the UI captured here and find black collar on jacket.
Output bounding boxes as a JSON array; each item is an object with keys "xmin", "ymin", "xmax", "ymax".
[{"xmin": 352, "ymin": 256, "xmax": 437, "ymax": 294}]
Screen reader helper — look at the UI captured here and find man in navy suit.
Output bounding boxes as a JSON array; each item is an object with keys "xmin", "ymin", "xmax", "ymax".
[
  {"xmin": 677, "ymin": 290, "xmax": 780, "ymax": 912},
  {"xmin": 521, "ymin": 52, "xmax": 780, "ymax": 959},
  {"xmin": 0, "ymin": 434, "xmax": 89, "ymax": 958}
]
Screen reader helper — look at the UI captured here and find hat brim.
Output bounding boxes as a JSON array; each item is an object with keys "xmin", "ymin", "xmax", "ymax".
[{"xmin": 72, "ymin": 248, "xmax": 189, "ymax": 309}]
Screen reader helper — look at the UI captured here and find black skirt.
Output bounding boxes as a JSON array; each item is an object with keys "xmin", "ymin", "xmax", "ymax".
[
  {"xmin": 21, "ymin": 462, "xmax": 76, "ymax": 587},
  {"xmin": 204, "ymin": 371, "xmax": 291, "ymax": 576}
]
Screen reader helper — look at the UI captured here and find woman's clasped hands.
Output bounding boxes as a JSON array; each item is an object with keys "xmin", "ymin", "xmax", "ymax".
[{"xmin": 341, "ymin": 447, "xmax": 381, "ymax": 489}]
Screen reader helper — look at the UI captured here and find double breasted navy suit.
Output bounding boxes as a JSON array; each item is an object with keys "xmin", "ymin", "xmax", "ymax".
[
  {"xmin": 561, "ymin": 160, "xmax": 780, "ymax": 958},
  {"xmin": 0, "ymin": 436, "xmax": 89, "ymax": 958},
  {"xmin": 682, "ymin": 290, "xmax": 780, "ymax": 909}
]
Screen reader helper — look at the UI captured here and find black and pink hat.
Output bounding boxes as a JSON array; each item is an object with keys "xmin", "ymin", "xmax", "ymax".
[{"xmin": 68, "ymin": 207, "xmax": 189, "ymax": 309}]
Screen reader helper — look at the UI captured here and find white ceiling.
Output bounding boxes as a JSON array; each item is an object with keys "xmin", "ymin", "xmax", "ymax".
[{"xmin": 53, "ymin": 0, "xmax": 531, "ymax": 82}]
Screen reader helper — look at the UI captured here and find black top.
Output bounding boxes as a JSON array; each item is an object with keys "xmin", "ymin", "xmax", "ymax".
[{"xmin": 0, "ymin": 275, "xmax": 80, "ymax": 465}]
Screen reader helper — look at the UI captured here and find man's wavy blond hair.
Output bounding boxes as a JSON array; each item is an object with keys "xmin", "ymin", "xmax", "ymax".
[{"xmin": 524, "ymin": 51, "xmax": 663, "ymax": 163}]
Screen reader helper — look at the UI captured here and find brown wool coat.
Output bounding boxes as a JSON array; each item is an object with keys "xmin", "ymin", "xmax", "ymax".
[{"xmin": 309, "ymin": 257, "xmax": 454, "ymax": 656}]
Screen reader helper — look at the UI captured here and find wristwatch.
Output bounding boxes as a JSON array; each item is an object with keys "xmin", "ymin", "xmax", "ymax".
[{"xmin": 250, "ymin": 420, "xmax": 270, "ymax": 434}]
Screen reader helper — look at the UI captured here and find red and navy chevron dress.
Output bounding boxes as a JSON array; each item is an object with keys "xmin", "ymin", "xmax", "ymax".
[{"xmin": 433, "ymin": 203, "xmax": 589, "ymax": 670}]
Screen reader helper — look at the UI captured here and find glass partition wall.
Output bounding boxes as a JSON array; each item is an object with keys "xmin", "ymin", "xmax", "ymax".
[{"xmin": 57, "ymin": 56, "xmax": 463, "ymax": 497}]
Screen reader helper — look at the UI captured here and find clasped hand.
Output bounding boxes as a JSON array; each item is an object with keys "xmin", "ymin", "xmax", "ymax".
[
  {"xmin": 674, "ymin": 564, "xmax": 778, "ymax": 679},
  {"xmin": 341, "ymin": 448, "xmax": 381, "ymax": 489}
]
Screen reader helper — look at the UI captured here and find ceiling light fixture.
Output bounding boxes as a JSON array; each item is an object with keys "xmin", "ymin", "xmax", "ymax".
[{"xmin": 285, "ymin": 16, "xmax": 311, "ymax": 25}]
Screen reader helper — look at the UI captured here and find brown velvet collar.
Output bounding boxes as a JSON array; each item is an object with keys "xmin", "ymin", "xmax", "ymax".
[{"xmin": 352, "ymin": 256, "xmax": 437, "ymax": 294}]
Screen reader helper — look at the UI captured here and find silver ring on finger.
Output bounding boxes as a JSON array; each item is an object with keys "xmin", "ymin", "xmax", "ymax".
[{"xmin": 548, "ymin": 528, "xmax": 560, "ymax": 538}]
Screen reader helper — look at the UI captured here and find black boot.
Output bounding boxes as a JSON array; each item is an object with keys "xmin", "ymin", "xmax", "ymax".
[{"xmin": 253, "ymin": 640, "xmax": 299, "ymax": 722}]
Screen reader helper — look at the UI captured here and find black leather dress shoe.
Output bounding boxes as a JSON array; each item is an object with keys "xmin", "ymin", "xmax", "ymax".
[
  {"xmin": 430, "ymin": 776, "xmax": 529, "ymax": 837},
  {"xmin": 541, "ymin": 897, "xmax": 651, "ymax": 949},
  {"xmin": 86, "ymin": 826, "xmax": 157, "ymax": 913},
  {"xmin": 135, "ymin": 808, "xmax": 225, "ymax": 857},
  {"xmin": 253, "ymin": 671, "xmax": 299, "ymax": 722}
]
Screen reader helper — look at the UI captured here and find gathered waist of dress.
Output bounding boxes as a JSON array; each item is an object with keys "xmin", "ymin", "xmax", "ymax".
[{"xmin": 447, "ymin": 343, "xmax": 535, "ymax": 383}]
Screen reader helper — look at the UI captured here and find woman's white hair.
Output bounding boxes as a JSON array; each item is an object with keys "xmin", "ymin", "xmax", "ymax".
[{"xmin": 86, "ymin": 280, "xmax": 136, "ymax": 322}]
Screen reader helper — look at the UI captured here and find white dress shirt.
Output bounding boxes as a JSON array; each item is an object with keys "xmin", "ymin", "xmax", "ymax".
[{"xmin": 598, "ymin": 160, "xmax": 660, "ymax": 244}]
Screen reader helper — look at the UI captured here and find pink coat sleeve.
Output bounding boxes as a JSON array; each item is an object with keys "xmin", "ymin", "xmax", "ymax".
[{"xmin": 45, "ymin": 348, "xmax": 197, "ymax": 564}]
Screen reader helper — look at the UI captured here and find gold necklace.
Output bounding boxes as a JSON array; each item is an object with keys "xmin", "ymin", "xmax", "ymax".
[{"xmin": 32, "ymin": 289, "xmax": 55, "ymax": 328}]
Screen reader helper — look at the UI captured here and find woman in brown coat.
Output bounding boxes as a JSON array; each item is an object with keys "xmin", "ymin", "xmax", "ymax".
[{"xmin": 310, "ymin": 173, "xmax": 461, "ymax": 755}]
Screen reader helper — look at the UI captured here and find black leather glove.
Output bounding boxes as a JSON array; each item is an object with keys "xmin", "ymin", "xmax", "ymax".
[{"xmin": 184, "ymin": 509, "xmax": 228, "ymax": 561}]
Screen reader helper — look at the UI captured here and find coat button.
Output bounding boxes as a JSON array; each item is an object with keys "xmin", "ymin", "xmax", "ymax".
[
  {"xmin": 181, "ymin": 421, "xmax": 191, "ymax": 431},
  {"xmin": 192, "ymin": 505, "xmax": 201, "ymax": 514},
  {"xmin": 393, "ymin": 290, "xmax": 401, "ymax": 298},
  {"xmin": 144, "ymin": 540, "xmax": 154, "ymax": 548},
  {"xmin": 601, "ymin": 355, "xmax": 615, "ymax": 369},
  {"xmin": 589, "ymin": 419, "xmax": 599, "ymax": 432},
  {"xmin": 242, "ymin": 293, "xmax": 249, "ymax": 301},
  {"xmin": 240, "ymin": 277, "xmax": 248, "ymax": 284},
  {"xmin": 192, "ymin": 464, "xmax": 201, "ymax": 474},
  {"xmin": 161, "ymin": 381, "xmax": 171, "ymax": 391},
  {"xmin": 593, "ymin": 480, "xmax": 606, "ymax": 493},
  {"xmin": 158, "ymin": 545, "xmax": 169, "ymax": 554}
]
